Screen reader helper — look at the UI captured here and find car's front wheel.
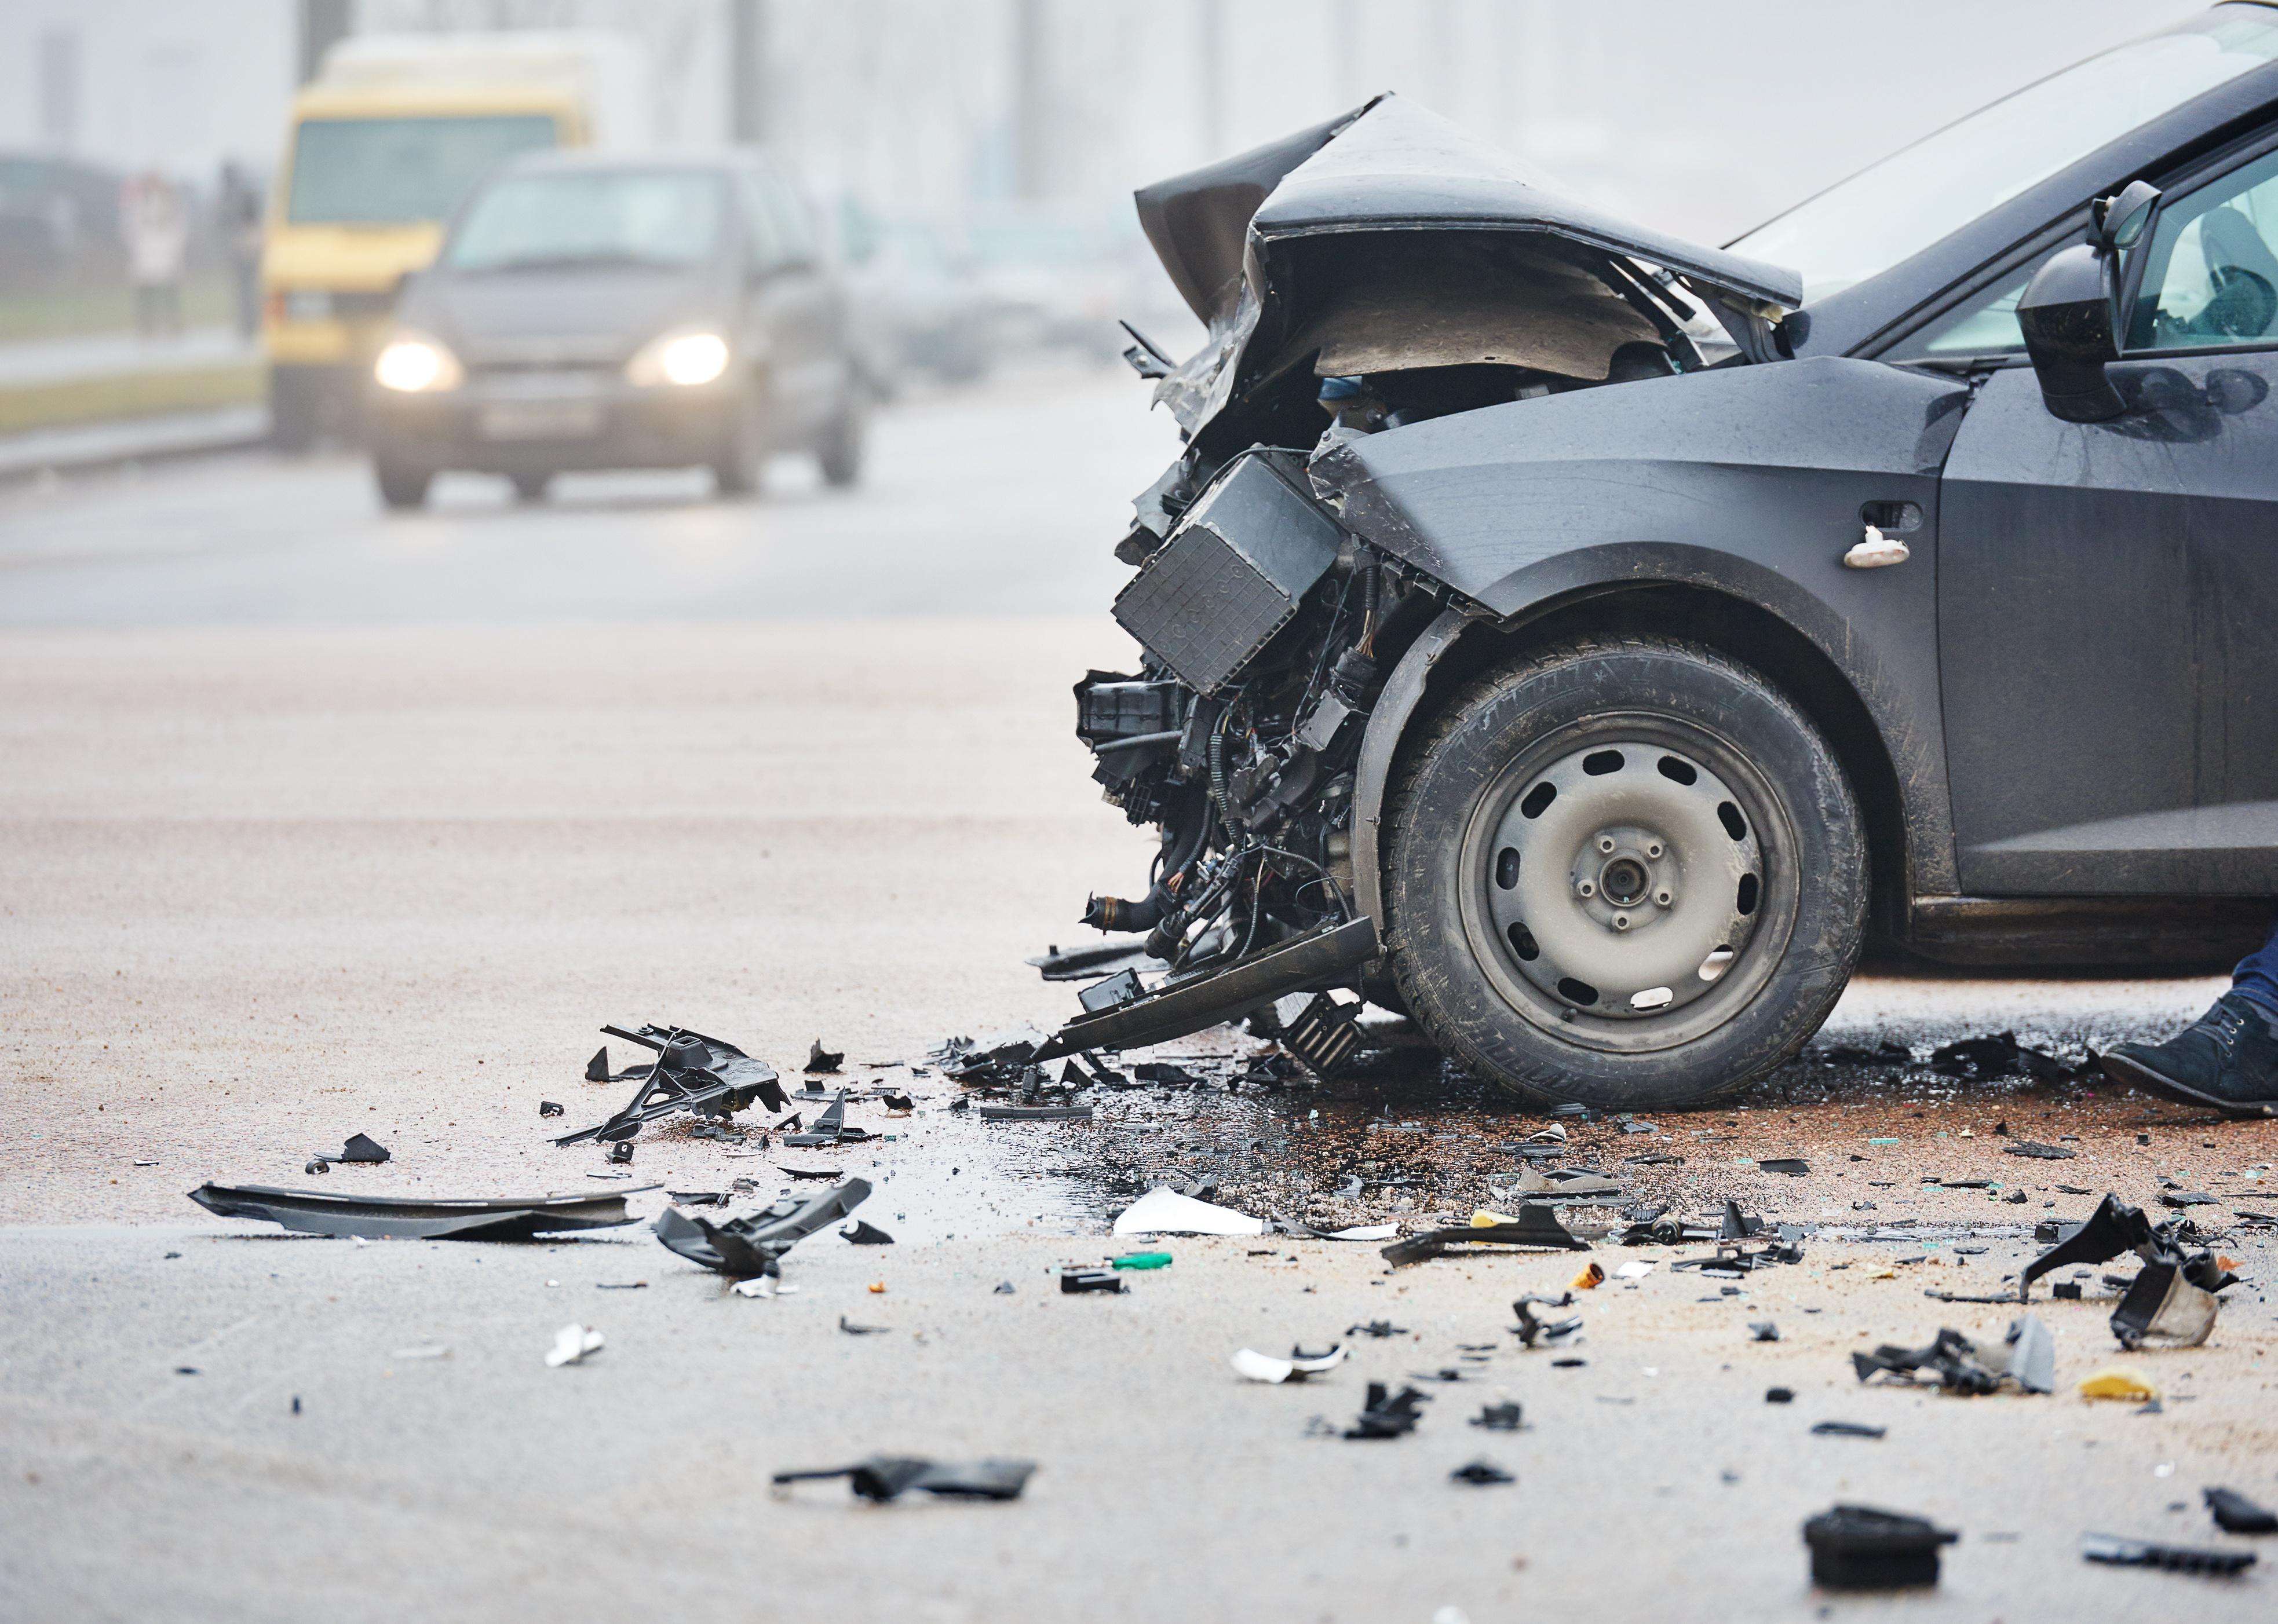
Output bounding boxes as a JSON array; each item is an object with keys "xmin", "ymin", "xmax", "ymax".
[{"xmin": 1384, "ymin": 635, "xmax": 1864, "ymax": 1110}]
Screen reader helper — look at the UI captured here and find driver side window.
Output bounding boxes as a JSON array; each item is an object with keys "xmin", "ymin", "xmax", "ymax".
[{"xmin": 2128, "ymin": 145, "xmax": 2278, "ymax": 350}]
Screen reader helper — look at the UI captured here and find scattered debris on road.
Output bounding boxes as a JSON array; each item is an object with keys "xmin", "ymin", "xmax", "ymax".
[
  {"xmin": 1450, "ymin": 1459, "xmax": 1514, "ymax": 1486},
  {"xmin": 771, "ymin": 1457, "xmax": 1036, "ymax": 1502},
  {"xmin": 1381, "ymin": 1204, "xmax": 1587, "ymax": 1266},
  {"xmin": 1343, "ymin": 1382, "xmax": 1430, "ymax": 1439},
  {"xmin": 652, "ymin": 1179, "xmax": 871, "ymax": 1279},
  {"xmin": 1114, "ymin": 1186, "xmax": 1269, "ymax": 1237},
  {"xmin": 2205, "ymin": 1487, "xmax": 2278, "ymax": 1534},
  {"xmin": 804, "ymin": 1040, "xmax": 843, "ymax": 1073},
  {"xmin": 2019, "ymin": 1193, "xmax": 2238, "ymax": 1347},
  {"xmin": 1804, "ymin": 1505, "xmax": 1957, "ymax": 1589},
  {"xmin": 188, "ymin": 1183, "xmax": 649, "ymax": 1239},
  {"xmin": 2080, "ymin": 1532, "xmax": 2256, "ymax": 1575},
  {"xmin": 1232, "ymin": 1344, "xmax": 1348, "ymax": 1383},
  {"xmin": 838, "ymin": 1220, "xmax": 895, "ymax": 1245},
  {"xmin": 544, "ymin": 1324, "xmax": 603, "ymax": 1367},
  {"xmin": 1853, "ymin": 1316, "xmax": 2054, "ymax": 1395},
  {"xmin": 557, "ymin": 1025, "xmax": 787, "ymax": 1147},
  {"xmin": 305, "ymin": 1132, "xmax": 390, "ymax": 1173}
]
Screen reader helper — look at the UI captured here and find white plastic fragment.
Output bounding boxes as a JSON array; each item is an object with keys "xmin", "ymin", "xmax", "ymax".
[
  {"xmin": 1613, "ymin": 1261, "xmax": 1656, "ymax": 1279},
  {"xmin": 391, "ymin": 1344, "xmax": 450, "ymax": 1360},
  {"xmin": 1231, "ymin": 1344, "xmax": 1349, "ymax": 1383},
  {"xmin": 1323, "ymin": 1223, "xmax": 1399, "ymax": 1241},
  {"xmin": 545, "ymin": 1324, "xmax": 604, "ymax": 1366},
  {"xmin": 1114, "ymin": 1186, "xmax": 1269, "ymax": 1237}
]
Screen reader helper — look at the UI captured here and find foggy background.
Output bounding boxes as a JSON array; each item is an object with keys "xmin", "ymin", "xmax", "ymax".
[{"xmin": 2, "ymin": 0, "xmax": 2215, "ymax": 275}]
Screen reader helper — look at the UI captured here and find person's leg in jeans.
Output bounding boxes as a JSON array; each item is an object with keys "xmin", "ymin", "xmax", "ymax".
[{"xmin": 2103, "ymin": 913, "xmax": 2278, "ymax": 1116}]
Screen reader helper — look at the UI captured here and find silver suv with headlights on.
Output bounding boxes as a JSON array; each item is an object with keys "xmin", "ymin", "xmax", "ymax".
[{"xmin": 364, "ymin": 149, "xmax": 866, "ymax": 507}]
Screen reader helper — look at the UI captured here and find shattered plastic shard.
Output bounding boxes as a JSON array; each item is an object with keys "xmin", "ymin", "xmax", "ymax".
[
  {"xmin": 2079, "ymin": 1366, "xmax": 2160, "ymax": 1402},
  {"xmin": 1510, "ymin": 1294, "xmax": 1583, "ymax": 1348},
  {"xmin": 804, "ymin": 1040, "xmax": 844, "ymax": 1074},
  {"xmin": 1346, "ymin": 1320, "xmax": 1409, "ymax": 1338},
  {"xmin": 1758, "ymin": 1158, "xmax": 1810, "ymax": 1176},
  {"xmin": 558, "ymin": 1025, "xmax": 788, "ymax": 1147},
  {"xmin": 1470, "ymin": 1403, "xmax": 1523, "ymax": 1431},
  {"xmin": 1232, "ymin": 1344, "xmax": 1348, "ymax": 1383},
  {"xmin": 838, "ymin": 1315, "xmax": 889, "ymax": 1335},
  {"xmin": 1381, "ymin": 1205, "xmax": 1589, "ymax": 1267},
  {"xmin": 1750, "ymin": 1322, "xmax": 1781, "ymax": 1342},
  {"xmin": 538, "ymin": 1100, "xmax": 564, "ymax": 1117},
  {"xmin": 544, "ymin": 1324, "xmax": 603, "ymax": 1367},
  {"xmin": 2111, "ymin": 1263, "xmax": 2221, "ymax": 1349},
  {"xmin": 1613, "ymin": 1261, "xmax": 1656, "ymax": 1279},
  {"xmin": 1344, "ymin": 1382, "xmax": 1430, "ymax": 1439},
  {"xmin": 2080, "ymin": 1532, "xmax": 2256, "ymax": 1575},
  {"xmin": 1450, "ymin": 1460, "xmax": 1515, "ymax": 1486},
  {"xmin": 1060, "ymin": 1268, "xmax": 1126, "ymax": 1294},
  {"xmin": 1113, "ymin": 1186, "xmax": 1269, "ymax": 1237},
  {"xmin": 586, "ymin": 1047, "xmax": 613, "ymax": 1082},
  {"xmin": 2204, "ymin": 1487, "xmax": 2278, "ymax": 1535},
  {"xmin": 651, "ymin": 1179, "xmax": 872, "ymax": 1278},
  {"xmin": 839, "ymin": 1221, "xmax": 895, "ymax": 1245},
  {"xmin": 772, "ymin": 1457, "xmax": 1037, "ymax": 1503},
  {"xmin": 1804, "ymin": 1505, "xmax": 1957, "ymax": 1590},
  {"xmin": 1811, "ymin": 1421, "xmax": 1886, "ymax": 1439},
  {"xmin": 2004, "ymin": 1140, "xmax": 2077, "ymax": 1160},
  {"xmin": 188, "ymin": 1183, "xmax": 649, "ymax": 1241}
]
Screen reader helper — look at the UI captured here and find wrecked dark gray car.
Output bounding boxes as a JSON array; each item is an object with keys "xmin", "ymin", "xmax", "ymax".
[{"xmin": 1053, "ymin": 4, "xmax": 2278, "ymax": 1108}]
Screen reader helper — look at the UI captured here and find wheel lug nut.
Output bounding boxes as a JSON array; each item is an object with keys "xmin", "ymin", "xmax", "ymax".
[{"xmin": 1597, "ymin": 836, "xmax": 1616, "ymax": 854}]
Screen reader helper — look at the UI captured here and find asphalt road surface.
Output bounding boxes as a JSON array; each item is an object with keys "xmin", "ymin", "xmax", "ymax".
[{"xmin": 4, "ymin": 365, "xmax": 2275, "ymax": 1621}]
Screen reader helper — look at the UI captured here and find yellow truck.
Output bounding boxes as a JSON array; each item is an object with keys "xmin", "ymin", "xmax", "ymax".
[{"xmin": 262, "ymin": 31, "xmax": 651, "ymax": 449}]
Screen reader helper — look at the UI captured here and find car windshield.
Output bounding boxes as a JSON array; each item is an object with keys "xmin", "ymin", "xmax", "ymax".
[
  {"xmin": 286, "ymin": 114, "xmax": 556, "ymax": 226},
  {"xmin": 444, "ymin": 170, "xmax": 725, "ymax": 272},
  {"xmin": 1732, "ymin": 8, "xmax": 2278, "ymax": 305}
]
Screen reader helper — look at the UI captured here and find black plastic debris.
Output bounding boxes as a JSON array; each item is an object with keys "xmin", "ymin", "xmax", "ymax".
[
  {"xmin": 1133, "ymin": 1061, "xmax": 1206, "ymax": 1088},
  {"xmin": 1450, "ymin": 1459, "xmax": 1514, "ymax": 1486},
  {"xmin": 1822, "ymin": 1041, "xmax": 1911, "ymax": 1067},
  {"xmin": 1932, "ymin": 1032, "xmax": 2024, "ymax": 1081},
  {"xmin": 1766, "ymin": 1387, "xmax": 1795, "ymax": 1404},
  {"xmin": 1346, "ymin": 1320, "xmax": 1408, "ymax": 1338},
  {"xmin": 1853, "ymin": 1316, "xmax": 2054, "ymax": 1395},
  {"xmin": 306, "ymin": 1132, "xmax": 390, "ymax": 1169},
  {"xmin": 2206, "ymin": 1487, "xmax": 2278, "ymax": 1535},
  {"xmin": 188, "ymin": 1183, "xmax": 649, "ymax": 1240},
  {"xmin": 1281, "ymin": 992, "xmax": 1363, "ymax": 1077},
  {"xmin": 837, "ymin": 1315, "xmax": 888, "ymax": 1335},
  {"xmin": 1812, "ymin": 1421, "xmax": 1887, "ymax": 1439},
  {"xmin": 2081, "ymin": 1532, "xmax": 2255, "ymax": 1575},
  {"xmin": 1344, "ymin": 1382, "xmax": 1429, "ymax": 1439},
  {"xmin": 2053, "ymin": 1281, "xmax": 2084, "ymax": 1300},
  {"xmin": 1759, "ymin": 1158, "xmax": 1810, "ymax": 1176},
  {"xmin": 881, "ymin": 1090, "xmax": 914, "ymax": 1112},
  {"xmin": 777, "ymin": 1165, "xmax": 839, "ymax": 1180},
  {"xmin": 1380, "ymin": 1205, "xmax": 1589, "ymax": 1267},
  {"xmin": 941, "ymin": 1028, "xmax": 1051, "ymax": 1088},
  {"xmin": 651, "ymin": 1179, "xmax": 871, "ymax": 1279},
  {"xmin": 1470, "ymin": 1402, "xmax": 1523, "ymax": 1431},
  {"xmin": 2019, "ymin": 1193, "xmax": 2237, "ymax": 1346},
  {"xmin": 977, "ymin": 1103, "xmax": 1095, "ymax": 1121},
  {"xmin": 804, "ymin": 1040, "xmax": 844, "ymax": 1074},
  {"xmin": 1804, "ymin": 1505, "xmax": 1957, "ymax": 1589},
  {"xmin": 1060, "ymin": 1268, "xmax": 1125, "ymax": 1293},
  {"xmin": 608, "ymin": 1140, "xmax": 634, "ymax": 1164},
  {"xmin": 839, "ymin": 1220, "xmax": 895, "ymax": 1245},
  {"xmin": 557, "ymin": 1025, "xmax": 788, "ymax": 1146},
  {"xmin": 1750, "ymin": 1322, "xmax": 1781, "ymax": 1342},
  {"xmin": 994, "ymin": 1281, "xmax": 1016, "ymax": 1294},
  {"xmin": 2160, "ymin": 1190, "xmax": 2218, "ymax": 1208},
  {"xmin": 668, "ymin": 1190, "xmax": 728, "ymax": 1207},
  {"xmin": 1510, "ymin": 1294, "xmax": 1583, "ymax": 1348},
  {"xmin": 2005, "ymin": 1140, "xmax": 2077, "ymax": 1160},
  {"xmin": 783, "ymin": 1088, "xmax": 875, "ymax": 1147},
  {"xmin": 585, "ymin": 1046, "xmax": 612, "ymax": 1082},
  {"xmin": 772, "ymin": 1457, "xmax": 1035, "ymax": 1502},
  {"xmin": 538, "ymin": 1100, "xmax": 564, "ymax": 1118},
  {"xmin": 1077, "ymin": 968, "xmax": 1145, "ymax": 1014}
]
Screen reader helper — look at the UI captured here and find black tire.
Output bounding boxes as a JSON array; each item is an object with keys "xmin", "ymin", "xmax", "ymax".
[
  {"xmin": 510, "ymin": 471, "xmax": 551, "ymax": 503},
  {"xmin": 817, "ymin": 394, "xmax": 867, "ymax": 488},
  {"xmin": 711, "ymin": 386, "xmax": 767, "ymax": 498},
  {"xmin": 374, "ymin": 457, "xmax": 432, "ymax": 511},
  {"xmin": 1383, "ymin": 635, "xmax": 1865, "ymax": 1110}
]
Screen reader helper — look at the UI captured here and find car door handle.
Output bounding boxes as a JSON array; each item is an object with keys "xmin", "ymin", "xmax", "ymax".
[{"xmin": 1843, "ymin": 525, "xmax": 1911, "ymax": 569}]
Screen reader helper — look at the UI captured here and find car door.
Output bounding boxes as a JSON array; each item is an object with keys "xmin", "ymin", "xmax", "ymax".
[{"xmin": 1931, "ymin": 137, "xmax": 2278, "ymax": 895}]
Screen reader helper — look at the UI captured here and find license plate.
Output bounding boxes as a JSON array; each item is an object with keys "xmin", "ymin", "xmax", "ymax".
[{"xmin": 477, "ymin": 401, "xmax": 604, "ymax": 440}]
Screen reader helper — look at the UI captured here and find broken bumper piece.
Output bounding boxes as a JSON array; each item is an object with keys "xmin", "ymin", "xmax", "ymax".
[
  {"xmin": 556, "ymin": 1023, "xmax": 788, "ymax": 1147},
  {"xmin": 1379, "ymin": 1204, "xmax": 1587, "ymax": 1266},
  {"xmin": 1804, "ymin": 1505, "xmax": 1958, "ymax": 1590},
  {"xmin": 2080, "ymin": 1532, "xmax": 2255, "ymax": 1576},
  {"xmin": 188, "ymin": 1183, "xmax": 651, "ymax": 1241},
  {"xmin": 772, "ymin": 1456, "xmax": 1037, "ymax": 1502},
  {"xmin": 1032, "ymin": 917, "xmax": 1378, "ymax": 1062},
  {"xmin": 652, "ymin": 1178, "xmax": 871, "ymax": 1278}
]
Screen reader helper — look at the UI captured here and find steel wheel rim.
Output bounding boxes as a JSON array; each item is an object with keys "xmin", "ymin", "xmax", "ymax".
[{"xmin": 1455, "ymin": 714, "xmax": 1798, "ymax": 1055}]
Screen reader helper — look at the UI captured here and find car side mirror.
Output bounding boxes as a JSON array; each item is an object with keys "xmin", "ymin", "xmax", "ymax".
[{"xmin": 2018, "ymin": 242, "xmax": 2126, "ymax": 422}]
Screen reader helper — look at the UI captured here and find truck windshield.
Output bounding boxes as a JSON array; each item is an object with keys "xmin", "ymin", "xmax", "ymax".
[
  {"xmin": 1732, "ymin": 8, "xmax": 2278, "ymax": 305},
  {"xmin": 286, "ymin": 114, "xmax": 557, "ymax": 226},
  {"xmin": 444, "ymin": 170, "xmax": 725, "ymax": 271}
]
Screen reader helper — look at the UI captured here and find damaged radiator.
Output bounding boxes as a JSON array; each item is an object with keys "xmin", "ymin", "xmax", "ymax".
[{"xmin": 1112, "ymin": 449, "xmax": 1345, "ymax": 694}]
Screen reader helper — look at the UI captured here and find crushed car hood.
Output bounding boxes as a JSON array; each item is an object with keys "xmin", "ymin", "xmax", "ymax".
[{"xmin": 1133, "ymin": 94, "xmax": 1802, "ymax": 449}]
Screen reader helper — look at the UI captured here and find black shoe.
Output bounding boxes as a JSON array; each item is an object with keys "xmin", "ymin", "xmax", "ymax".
[{"xmin": 2102, "ymin": 992, "xmax": 2278, "ymax": 1118}]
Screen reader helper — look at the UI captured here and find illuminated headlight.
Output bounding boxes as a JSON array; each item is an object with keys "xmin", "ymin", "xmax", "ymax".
[
  {"xmin": 626, "ymin": 330, "xmax": 731, "ymax": 387},
  {"xmin": 373, "ymin": 332, "xmax": 463, "ymax": 393}
]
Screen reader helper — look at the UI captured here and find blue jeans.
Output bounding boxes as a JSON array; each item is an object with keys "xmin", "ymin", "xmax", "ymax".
[{"xmin": 2237, "ymin": 914, "xmax": 2278, "ymax": 1017}]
